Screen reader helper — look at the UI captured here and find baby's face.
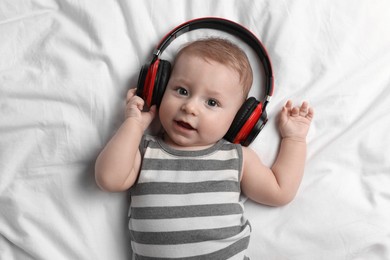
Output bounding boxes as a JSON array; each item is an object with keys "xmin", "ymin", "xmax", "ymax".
[{"xmin": 159, "ymin": 53, "xmax": 244, "ymax": 149}]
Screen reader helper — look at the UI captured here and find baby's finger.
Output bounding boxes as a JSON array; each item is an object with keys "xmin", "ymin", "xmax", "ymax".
[
  {"xmin": 127, "ymin": 94, "xmax": 145, "ymax": 110},
  {"xmin": 299, "ymin": 101, "xmax": 309, "ymax": 116},
  {"xmin": 285, "ymin": 100, "xmax": 293, "ymax": 110},
  {"xmin": 126, "ymin": 88, "xmax": 137, "ymax": 102},
  {"xmin": 143, "ymin": 105, "xmax": 157, "ymax": 126},
  {"xmin": 291, "ymin": 107, "xmax": 300, "ymax": 117},
  {"xmin": 306, "ymin": 107, "xmax": 314, "ymax": 120}
]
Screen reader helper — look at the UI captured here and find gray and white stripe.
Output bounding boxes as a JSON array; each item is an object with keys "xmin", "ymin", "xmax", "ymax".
[{"xmin": 129, "ymin": 136, "xmax": 251, "ymax": 259}]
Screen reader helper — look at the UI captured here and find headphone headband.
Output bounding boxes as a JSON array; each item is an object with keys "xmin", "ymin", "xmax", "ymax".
[
  {"xmin": 137, "ymin": 17, "xmax": 275, "ymax": 146},
  {"xmin": 153, "ymin": 17, "xmax": 274, "ymax": 106}
]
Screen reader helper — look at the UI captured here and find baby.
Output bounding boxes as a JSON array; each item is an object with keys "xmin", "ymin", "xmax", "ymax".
[{"xmin": 95, "ymin": 38, "xmax": 314, "ymax": 259}]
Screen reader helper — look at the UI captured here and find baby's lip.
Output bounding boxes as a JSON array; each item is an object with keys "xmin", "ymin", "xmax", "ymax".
[{"xmin": 175, "ymin": 120, "xmax": 196, "ymax": 131}]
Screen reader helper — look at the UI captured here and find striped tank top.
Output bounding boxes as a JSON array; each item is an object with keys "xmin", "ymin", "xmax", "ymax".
[{"xmin": 128, "ymin": 135, "xmax": 251, "ymax": 259}]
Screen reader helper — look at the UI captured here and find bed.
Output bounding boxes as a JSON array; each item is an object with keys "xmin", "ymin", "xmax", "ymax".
[{"xmin": 1, "ymin": 0, "xmax": 389, "ymax": 259}]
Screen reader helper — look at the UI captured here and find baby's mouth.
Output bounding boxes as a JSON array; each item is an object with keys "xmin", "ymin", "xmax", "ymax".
[{"xmin": 175, "ymin": 120, "xmax": 196, "ymax": 131}]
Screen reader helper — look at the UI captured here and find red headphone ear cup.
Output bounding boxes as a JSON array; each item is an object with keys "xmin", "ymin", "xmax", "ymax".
[
  {"xmin": 153, "ymin": 60, "xmax": 171, "ymax": 107},
  {"xmin": 225, "ymin": 97, "xmax": 258, "ymax": 144},
  {"xmin": 136, "ymin": 60, "xmax": 171, "ymax": 107},
  {"xmin": 224, "ymin": 97, "xmax": 267, "ymax": 146},
  {"xmin": 242, "ymin": 110, "xmax": 267, "ymax": 146}
]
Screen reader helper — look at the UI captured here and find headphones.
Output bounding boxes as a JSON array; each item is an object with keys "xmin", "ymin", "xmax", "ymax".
[{"xmin": 136, "ymin": 17, "xmax": 274, "ymax": 146}]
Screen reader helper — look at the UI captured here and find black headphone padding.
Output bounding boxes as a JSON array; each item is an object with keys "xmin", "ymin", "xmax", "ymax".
[
  {"xmin": 154, "ymin": 60, "xmax": 171, "ymax": 107},
  {"xmin": 136, "ymin": 65, "xmax": 149, "ymax": 98},
  {"xmin": 224, "ymin": 97, "xmax": 258, "ymax": 143}
]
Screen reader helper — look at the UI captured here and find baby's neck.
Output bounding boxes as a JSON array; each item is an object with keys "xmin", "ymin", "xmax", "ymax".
[{"xmin": 161, "ymin": 134, "xmax": 216, "ymax": 151}]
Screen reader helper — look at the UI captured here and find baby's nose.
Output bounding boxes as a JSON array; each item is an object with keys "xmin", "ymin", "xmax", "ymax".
[{"xmin": 181, "ymin": 99, "xmax": 199, "ymax": 115}]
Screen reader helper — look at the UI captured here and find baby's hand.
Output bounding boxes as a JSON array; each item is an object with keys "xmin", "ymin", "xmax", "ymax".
[
  {"xmin": 125, "ymin": 88, "xmax": 156, "ymax": 131},
  {"xmin": 279, "ymin": 100, "xmax": 314, "ymax": 141}
]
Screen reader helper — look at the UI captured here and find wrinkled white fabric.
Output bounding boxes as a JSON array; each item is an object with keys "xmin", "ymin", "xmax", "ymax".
[{"xmin": 1, "ymin": 0, "xmax": 390, "ymax": 259}]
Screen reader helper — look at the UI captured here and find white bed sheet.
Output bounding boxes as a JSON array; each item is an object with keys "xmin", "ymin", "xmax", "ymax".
[{"xmin": 1, "ymin": 0, "xmax": 390, "ymax": 259}]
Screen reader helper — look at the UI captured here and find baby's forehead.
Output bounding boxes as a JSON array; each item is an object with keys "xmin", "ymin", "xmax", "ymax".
[
  {"xmin": 173, "ymin": 52, "xmax": 237, "ymax": 74},
  {"xmin": 177, "ymin": 53, "xmax": 244, "ymax": 84}
]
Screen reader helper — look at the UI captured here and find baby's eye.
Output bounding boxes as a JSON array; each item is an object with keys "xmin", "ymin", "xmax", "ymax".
[
  {"xmin": 207, "ymin": 99, "xmax": 219, "ymax": 107},
  {"xmin": 176, "ymin": 87, "xmax": 188, "ymax": 96}
]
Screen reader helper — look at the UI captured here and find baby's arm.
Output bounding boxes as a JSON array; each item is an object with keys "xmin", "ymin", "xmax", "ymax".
[
  {"xmin": 95, "ymin": 89, "xmax": 156, "ymax": 192},
  {"xmin": 241, "ymin": 100, "xmax": 314, "ymax": 206}
]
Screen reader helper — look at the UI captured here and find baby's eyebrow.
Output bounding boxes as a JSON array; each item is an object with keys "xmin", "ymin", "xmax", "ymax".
[
  {"xmin": 204, "ymin": 88, "xmax": 224, "ymax": 97},
  {"xmin": 169, "ymin": 76, "xmax": 190, "ymax": 84}
]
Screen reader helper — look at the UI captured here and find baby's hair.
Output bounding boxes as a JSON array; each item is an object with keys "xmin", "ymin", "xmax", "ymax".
[{"xmin": 173, "ymin": 38, "xmax": 253, "ymax": 98}]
